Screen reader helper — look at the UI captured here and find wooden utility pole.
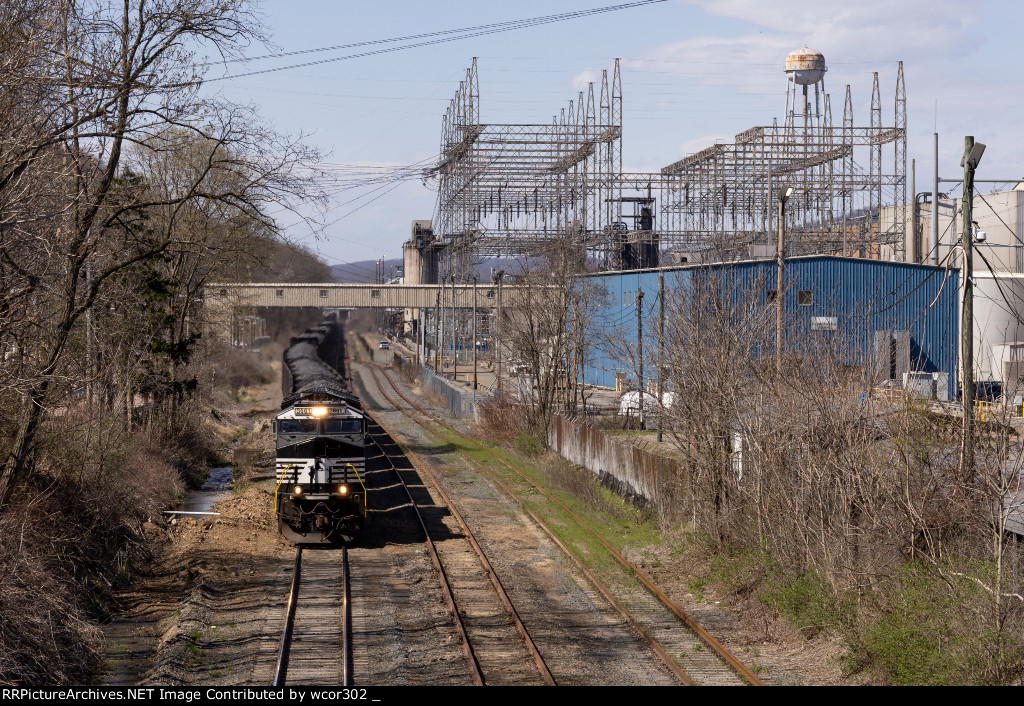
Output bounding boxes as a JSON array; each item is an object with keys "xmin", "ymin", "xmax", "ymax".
[
  {"xmin": 776, "ymin": 189, "xmax": 790, "ymax": 373},
  {"xmin": 961, "ymin": 136, "xmax": 978, "ymax": 477},
  {"xmin": 451, "ymin": 273, "xmax": 457, "ymax": 380},
  {"xmin": 496, "ymin": 271, "xmax": 504, "ymax": 394},
  {"xmin": 472, "ymin": 275, "xmax": 478, "ymax": 390},
  {"xmin": 658, "ymin": 273, "xmax": 664, "ymax": 442},
  {"xmin": 433, "ymin": 289, "xmax": 441, "ymax": 372},
  {"xmin": 637, "ymin": 287, "xmax": 645, "ymax": 430}
]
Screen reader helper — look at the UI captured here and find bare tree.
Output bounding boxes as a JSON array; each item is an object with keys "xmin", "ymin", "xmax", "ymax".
[
  {"xmin": 0, "ymin": 0, "xmax": 321, "ymax": 507},
  {"xmin": 500, "ymin": 233, "xmax": 604, "ymax": 434}
]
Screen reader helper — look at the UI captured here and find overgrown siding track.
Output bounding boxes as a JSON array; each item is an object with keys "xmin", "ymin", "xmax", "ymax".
[
  {"xmin": 367, "ymin": 420, "xmax": 554, "ymax": 686},
  {"xmin": 364, "ymin": 361, "xmax": 763, "ymax": 686}
]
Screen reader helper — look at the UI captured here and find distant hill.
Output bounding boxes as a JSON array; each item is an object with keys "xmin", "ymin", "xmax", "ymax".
[
  {"xmin": 330, "ymin": 257, "xmax": 521, "ymax": 283},
  {"xmin": 331, "ymin": 258, "xmax": 403, "ymax": 283}
]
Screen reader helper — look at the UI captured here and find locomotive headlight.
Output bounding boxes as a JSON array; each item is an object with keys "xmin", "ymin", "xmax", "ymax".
[
  {"xmin": 292, "ymin": 485, "xmax": 303, "ymax": 496},
  {"xmin": 338, "ymin": 485, "xmax": 349, "ymax": 495},
  {"xmin": 312, "ymin": 406, "xmax": 328, "ymax": 417}
]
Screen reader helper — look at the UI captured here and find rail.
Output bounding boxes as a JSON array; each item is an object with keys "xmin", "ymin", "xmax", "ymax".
[
  {"xmin": 272, "ymin": 548, "xmax": 303, "ymax": 686},
  {"xmin": 364, "ymin": 429, "xmax": 484, "ymax": 686},
  {"xmin": 366, "ymin": 405, "xmax": 554, "ymax": 685},
  {"xmin": 364, "ymin": 361, "xmax": 763, "ymax": 686}
]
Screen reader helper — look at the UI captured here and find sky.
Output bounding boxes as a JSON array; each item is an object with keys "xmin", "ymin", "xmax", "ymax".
[{"xmin": 203, "ymin": 0, "xmax": 1024, "ymax": 279}]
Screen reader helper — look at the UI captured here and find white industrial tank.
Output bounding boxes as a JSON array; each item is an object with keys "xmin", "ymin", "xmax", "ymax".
[
  {"xmin": 785, "ymin": 47, "xmax": 826, "ymax": 85},
  {"xmin": 973, "ymin": 272, "xmax": 1024, "ymax": 387}
]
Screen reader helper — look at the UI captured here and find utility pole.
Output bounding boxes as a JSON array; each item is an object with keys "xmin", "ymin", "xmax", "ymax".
[
  {"xmin": 496, "ymin": 271, "xmax": 504, "ymax": 394},
  {"xmin": 434, "ymin": 288, "xmax": 441, "ymax": 372},
  {"xmin": 472, "ymin": 275, "xmax": 478, "ymax": 390},
  {"xmin": 931, "ymin": 132, "xmax": 940, "ymax": 265},
  {"xmin": 960, "ymin": 136, "xmax": 985, "ymax": 477},
  {"xmin": 776, "ymin": 186, "xmax": 792, "ymax": 373},
  {"xmin": 637, "ymin": 287, "xmax": 645, "ymax": 430},
  {"xmin": 451, "ymin": 273, "xmax": 457, "ymax": 380},
  {"xmin": 657, "ymin": 273, "xmax": 664, "ymax": 443},
  {"xmin": 380, "ymin": 253, "xmax": 386, "ymax": 335}
]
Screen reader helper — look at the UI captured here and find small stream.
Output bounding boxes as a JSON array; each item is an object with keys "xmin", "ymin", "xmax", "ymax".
[{"xmin": 178, "ymin": 466, "xmax": 234, "ymax": 514}]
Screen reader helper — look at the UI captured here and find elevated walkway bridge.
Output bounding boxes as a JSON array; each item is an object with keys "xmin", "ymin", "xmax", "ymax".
[{"xmin": 204, "ymin": 282, "xmax": 530, "ymax": 310}]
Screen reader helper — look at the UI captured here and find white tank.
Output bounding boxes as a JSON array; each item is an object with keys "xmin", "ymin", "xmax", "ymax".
[
  {"xmin": 785, "ymin": 47, "xmax": 826, "ymax": 85},
  {"xmin": 974, "ymin": 273, "xmax": 1024, "ymax": 385}
]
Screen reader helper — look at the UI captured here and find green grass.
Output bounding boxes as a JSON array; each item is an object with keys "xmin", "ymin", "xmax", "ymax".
[
  {"xmin": 687, "ymin": 577, "xmax": 708, "ymax": 602},
  {"xmin": 421, "ymin": 422, "xmax": 663, "ymax": 591},
  {"xmin": 184, "ymin": 629, "xmax": 207, "ymax": 669}
]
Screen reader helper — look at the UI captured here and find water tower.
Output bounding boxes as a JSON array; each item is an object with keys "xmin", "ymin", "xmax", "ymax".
[{"xmin": 784, "ymin": 47, "xmax": 826, "ymax": 130}]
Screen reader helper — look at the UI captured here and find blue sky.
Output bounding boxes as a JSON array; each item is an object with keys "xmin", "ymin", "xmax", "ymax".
[{"xmin": 206, "ymin": 1, "xmax": 1024, "ymax": 277}]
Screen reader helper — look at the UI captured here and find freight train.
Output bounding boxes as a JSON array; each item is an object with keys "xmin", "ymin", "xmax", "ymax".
[{"xmin": 274, "ymin": 318, "xmax": 366, "ymax": 544}]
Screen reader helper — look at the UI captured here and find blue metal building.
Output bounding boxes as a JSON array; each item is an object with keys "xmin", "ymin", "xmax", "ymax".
[{"xmin": 580, "ymin": 255, "xmax": 960, "ymax": 393}]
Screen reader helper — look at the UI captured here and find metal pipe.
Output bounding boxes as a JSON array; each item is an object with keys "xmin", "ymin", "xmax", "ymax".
[
  {"xmin": 911, "ymin": 158, "xmax": 917, "ymax": 262},
  {"xmin": 939, "ymin": 178, "xmax": 1023, "ymax": 183}
]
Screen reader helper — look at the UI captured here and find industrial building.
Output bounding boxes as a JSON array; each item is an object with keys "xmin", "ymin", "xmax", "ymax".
[
  {"xmin": 889, "ymin": 187, "xmax": 1024, "ymax": 392},
  {"xmin": 581, "ymin": 256, "xmax": 959, "ymax": 398},
  {"xmin": 395, "ymin": 47, "xmax": 1023, "ymax": 405}
]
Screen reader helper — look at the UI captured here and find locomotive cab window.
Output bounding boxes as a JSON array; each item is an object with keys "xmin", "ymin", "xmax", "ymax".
[
  {"xmin": 321, "ymin": 419, "xmax": 362, "ymax": 434},
  {"xmin": 278, "ymin": 419, "xmax": 317, "ymax": 434}
]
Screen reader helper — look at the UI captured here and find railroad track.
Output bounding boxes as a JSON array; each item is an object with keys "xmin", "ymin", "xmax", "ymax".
[
  {"xmin": 362, "ymin": 361, "xmax": 764, "ymax": 686},
  {"xmin": 365, "ymin": 417, "xmax": 556, "ymax": 686},
  {"xmin": 273, "ymin": 546, "xmax": 352, "ymax": 686}
]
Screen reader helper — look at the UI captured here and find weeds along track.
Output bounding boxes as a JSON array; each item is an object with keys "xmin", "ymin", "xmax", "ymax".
[
  {"xmin": 365, "ymin": 418, "xmax": 554, "ymax": 686},
  {"xmin": 273, "ymin": 547, "xmax": 351, "ymax": 686},
  {"xmin": 363, "ymin": 362, "xmax": 763, "ymax": 686}
]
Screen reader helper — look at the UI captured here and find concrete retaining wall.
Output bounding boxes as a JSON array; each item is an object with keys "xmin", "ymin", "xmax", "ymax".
[{"xmin": 547, "ymin": 414, "xmax": 684, "ymax": 507}]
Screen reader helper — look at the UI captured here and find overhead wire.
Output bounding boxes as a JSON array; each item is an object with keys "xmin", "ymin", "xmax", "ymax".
[{"xmin": 182, "ymin": 1, "xmax": 668, "ymax": 87}]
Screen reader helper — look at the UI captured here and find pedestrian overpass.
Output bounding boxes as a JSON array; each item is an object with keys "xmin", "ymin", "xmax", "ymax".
[{"xmin": 205, "ymin": 282, "xmax": 511, "ymax": 310}]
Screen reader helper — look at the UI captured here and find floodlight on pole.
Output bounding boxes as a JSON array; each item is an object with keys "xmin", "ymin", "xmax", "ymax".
[
  {"xmin": 778, "ymin": 186, "xmax": 794, "ymax": 203},
  {"xmin": 961, "ymin": 143, "xmax": 986, "ymax": 170}
]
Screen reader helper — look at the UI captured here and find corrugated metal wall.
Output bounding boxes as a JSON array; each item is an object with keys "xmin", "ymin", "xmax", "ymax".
[{"xmin": 583, "ymin": 256, "xmax": 960, "ymax": 390}]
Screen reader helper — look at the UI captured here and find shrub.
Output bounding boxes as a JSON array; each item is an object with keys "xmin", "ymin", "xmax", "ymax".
[
  {"xmin": 514, "ymin": 432, "xmax": 542, "ymax": 457},
  {"xmin": 477, "ymin": 394, "xmax": 529, "ymax": 443},
  {"xmin": 762, "ymin": 571, "xmax": 846, "ymax": 638},
  {"xmin": 214, "ymin": 347, "xmax": 274, "ymax": 391},
  {"xmin": 847, "ymin": 563, "xmax": 1024, "ymax": 685}
]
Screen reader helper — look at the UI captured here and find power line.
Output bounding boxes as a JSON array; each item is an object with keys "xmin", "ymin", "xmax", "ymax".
[
  {"xmin": 222, "ymin": 2, "xmax": 666, "ymax": 66},
  {"xmin": 186, "ymin": 1, "xmax": 667, "ymax": 86}
]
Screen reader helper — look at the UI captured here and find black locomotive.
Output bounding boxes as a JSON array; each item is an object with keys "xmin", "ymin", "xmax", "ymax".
[{"xmin": 274, "ymin": 319, "xmax": 366, "ymax": 544}]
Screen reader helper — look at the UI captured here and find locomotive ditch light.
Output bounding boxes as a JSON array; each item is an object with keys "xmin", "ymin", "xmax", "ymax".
[
  {"xmin": 338, "ymin": 485, "xmax": 349, "ymax": 495},
  {"xmin": 312, "ymin": 406, "xmax": 328, "ymax": 417},
  {"xmin": 293, "ymin": 485, "xmax": 303, "ymax": 496}
]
